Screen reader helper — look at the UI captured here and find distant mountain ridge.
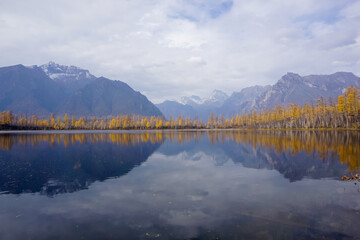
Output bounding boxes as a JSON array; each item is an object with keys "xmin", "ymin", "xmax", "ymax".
[
  {"xmin": 157, "ymin": 90, "xmax": 229, "ymax": 119},
  {"xmin": 0, "ymin": 62, "xmax": 162, "ymax": 117},
  {"xmin": 179, "ymin": 89, "xmax": 229, "ymax": 107},
  {"xmin": 155, "ymin": 100, "xmax": 197, "ymax": 119},
  {"xmin": 158, "ymin": 72, "xmax": 360, "ymax": 119}
]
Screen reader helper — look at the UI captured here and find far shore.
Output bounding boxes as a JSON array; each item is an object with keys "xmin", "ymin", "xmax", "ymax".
[{"xmin": 1, "ymin": 127, "xmax": 359, "ymax": 134}]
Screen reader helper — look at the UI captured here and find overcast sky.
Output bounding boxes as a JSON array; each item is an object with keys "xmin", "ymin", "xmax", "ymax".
[{"xmin": 1, "ymin": 0, "xmax": 359, "ymax": 103}]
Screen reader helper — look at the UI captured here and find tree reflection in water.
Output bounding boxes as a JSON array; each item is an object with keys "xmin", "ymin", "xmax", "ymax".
[{"xmin": 1, "ymin": 130, "xmax": 358, "ymax": 171}]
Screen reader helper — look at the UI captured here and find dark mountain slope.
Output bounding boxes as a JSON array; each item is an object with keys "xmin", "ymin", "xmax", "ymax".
[
  {"xmin": 0, "ymin": 63, "xmax": 163, "ymax": 117},
  {"xmin": 58, "ymin": 77, "xmax": 163, "ymax": 117},
  {"xmin": 0, "ymin": 65, "xmax": 65, "ymax": 116}
]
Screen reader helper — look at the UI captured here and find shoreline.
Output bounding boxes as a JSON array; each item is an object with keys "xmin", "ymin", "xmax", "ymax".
[{"xmin": 0, "ymin": 128, "xmax": 359, "ymax": 134}]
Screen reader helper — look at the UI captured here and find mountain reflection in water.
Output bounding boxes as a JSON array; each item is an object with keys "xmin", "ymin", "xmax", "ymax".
[{"xmin": 0, "ymin": 130, "xmax": 359, "ymax": 239}]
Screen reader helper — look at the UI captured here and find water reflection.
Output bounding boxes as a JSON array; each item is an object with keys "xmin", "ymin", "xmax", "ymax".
[
  {"xmin": 0, "ymin": 130, "xmax": 359, "ymax": 171},
  {"xmin": 0, "ymin": 132, "xmax": 161, "ymax": 195},
  {"xmin": 0, "ymin": 130, "xmax": 359, "ymax": 239}
]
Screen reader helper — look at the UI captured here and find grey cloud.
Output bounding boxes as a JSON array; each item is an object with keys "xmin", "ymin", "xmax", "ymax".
[{"xmin": 0, "ymin": 0, "xmax": 359, "ymax": 102}]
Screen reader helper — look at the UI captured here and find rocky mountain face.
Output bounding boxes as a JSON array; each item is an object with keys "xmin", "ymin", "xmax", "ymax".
[
  {"xmin": 40, "ymin": 61, "xmax": 97, "ymax": 94},
  {"xmin": 221, "ymin": 72, "xmax": 359, "ymax": 116},
  {"xmin": 255, "ymin": 72, "xmax": 360, "ymax": 111},
  {"xmin": 158, "ymin": 72, "xmax": 360, "ymax": 119},
  {"xmin": 0, "ymin": 62, "xmax": 163, "ymax": 117},
  {"xmin": 40, "ymin": 61, "xmax": 96, "ymax": 82},
  {"xmin": 202, "ymin": 89, "xmax": 229, "ymax": 107},
  {"xmin": 219, "ymin": 85, "xmax": 271, "ymax": 116}
]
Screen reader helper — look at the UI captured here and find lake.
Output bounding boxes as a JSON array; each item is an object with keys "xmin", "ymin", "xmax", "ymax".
[{"xmin": 0, "ymin": 130, "xmax": 359, "ymax": 240}]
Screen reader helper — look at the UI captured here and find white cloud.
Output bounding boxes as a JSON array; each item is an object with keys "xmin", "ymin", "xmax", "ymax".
[
  {"xmin": 187, "ymin": 56, "xmax": 206, "ymax": 65},
  {"xmin": 0, "ymin": 0, "xmax": 359, "ymax": 103}
]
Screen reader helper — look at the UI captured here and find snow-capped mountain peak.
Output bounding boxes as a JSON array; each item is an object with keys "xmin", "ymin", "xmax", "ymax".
[
  {"xmin": 178, "ymin": 90, "xmax": 229, "ymax": 107},
  {"xmin": 206, "ymin": 89, "xmax": 228, "ymax": 103},
  {"xmin": 40, "ymin": 61, "xmax": 96, "ymax": 82},
  {"xmin": 179, "ymin": 95, "xmax": 204, "ymax": 105}
]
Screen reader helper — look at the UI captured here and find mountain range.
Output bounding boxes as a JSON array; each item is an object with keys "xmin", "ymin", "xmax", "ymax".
[
  {"xmin": 0, "ymin": 62, "xmax": 359, "ymax": 119},
  {"xmin": 157, "ymin": 72, "xmax": 360, "ymax": 119},
  {"xmin": 156, "ymin": 90, "xmax": 229, "ymax": 119},
  {"xmin": 0, "ymin": 62, "xmax": 162, "ymax": 117}
]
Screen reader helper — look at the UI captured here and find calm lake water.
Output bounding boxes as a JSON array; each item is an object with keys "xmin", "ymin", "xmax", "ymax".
[{"xmin": 0, "ymin": 130, "xmax": 359, "ymax": 240}]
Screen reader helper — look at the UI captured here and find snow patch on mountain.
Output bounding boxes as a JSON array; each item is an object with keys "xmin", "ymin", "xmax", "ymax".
[{"xmin": 40, "ymin": 61, "xmax": 96, "ymax": 82}]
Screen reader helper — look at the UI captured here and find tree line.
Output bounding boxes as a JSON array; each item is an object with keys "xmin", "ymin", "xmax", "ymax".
[{"xmin": 0, "ymin": 86, "xmax": 359, "ymax": 130}]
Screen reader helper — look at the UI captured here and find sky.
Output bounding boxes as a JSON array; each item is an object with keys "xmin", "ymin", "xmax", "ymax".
[{"xmin": 0, "ymin": 0, "xmax": 360, "ymax": 103}]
